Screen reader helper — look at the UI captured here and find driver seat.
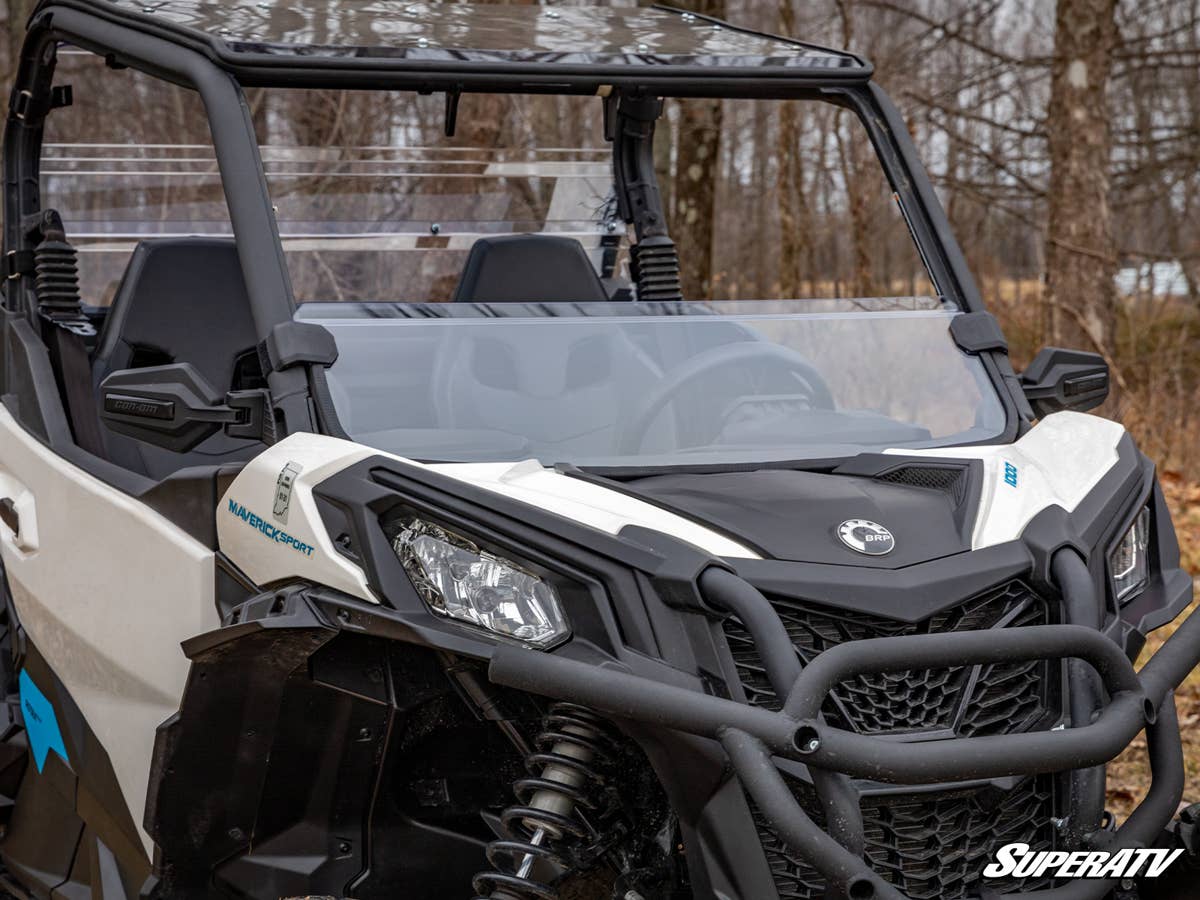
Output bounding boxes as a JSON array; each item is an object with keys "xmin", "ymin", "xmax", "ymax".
[{"xmin": 91, "ymin": 237, "xmax": 267, "ymax": 479}]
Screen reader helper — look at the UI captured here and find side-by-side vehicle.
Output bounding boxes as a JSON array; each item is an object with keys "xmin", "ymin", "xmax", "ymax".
[{"xmin": 1, "ymin": 3, "xmax": 1197, "ymax": 899}]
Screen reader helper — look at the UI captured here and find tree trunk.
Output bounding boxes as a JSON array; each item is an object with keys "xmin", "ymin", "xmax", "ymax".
[
  {"xmin": 4, "ymin": 0, "xmax": 38, "ymax": 91},
  {"xmin": 776, "ymin": 1, "xmax": 812, "ymax": 299},
  {"xmin": 670, "ymin": 0, "xmax": 725, "ymax": 301},
  {"xmin": 1043, "ymin": 0, "xmax": 1119, "ymax": 356}
]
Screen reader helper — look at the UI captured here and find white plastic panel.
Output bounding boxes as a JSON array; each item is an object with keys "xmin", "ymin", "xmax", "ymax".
[
  {"xmin": 0, "ymin": 406, "xmax": 218, "ymax": 856},
  {"xmin": 887, "ymin": 411, "xmax": 1125, "ymax": 549}
]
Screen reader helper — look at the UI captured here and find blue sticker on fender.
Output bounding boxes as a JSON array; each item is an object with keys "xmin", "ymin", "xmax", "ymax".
[
  {"xmin": 18, "ymin": 670, "xmax": 69, "ymax": 773},
  {"xmin": 227, "ymin": 499, "xmax": 315, "ymax": 556}
]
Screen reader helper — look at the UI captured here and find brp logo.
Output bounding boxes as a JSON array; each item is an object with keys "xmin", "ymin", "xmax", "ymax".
[{"xmin": 837, "ymin": 519, "xmax": 895, "ymax": 556}]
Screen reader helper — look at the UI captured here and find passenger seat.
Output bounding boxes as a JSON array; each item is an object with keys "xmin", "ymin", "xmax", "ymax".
[{"xmin": 91, "ymin": 237, "xmax": 267, "ymax": 480}]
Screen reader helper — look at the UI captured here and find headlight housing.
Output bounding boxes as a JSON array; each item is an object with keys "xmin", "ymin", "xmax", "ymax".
[
  {"xmin": 393, "ymin": 517, "xmax": 570, "ymax": 648},
  {"xmin": 1110, "ymin": 506, "xmax": 1151, "ymax": 604}
]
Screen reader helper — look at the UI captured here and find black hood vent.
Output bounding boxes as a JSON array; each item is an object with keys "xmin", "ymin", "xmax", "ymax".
[{"xmin": 875, "ymin": 464, "xmax": 970, "ymax": 506}]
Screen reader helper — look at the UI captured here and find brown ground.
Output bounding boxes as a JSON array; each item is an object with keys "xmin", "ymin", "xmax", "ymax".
[{"xmin": 1106, "ymin": 475, "xmax": 1200, "ymax": 820}]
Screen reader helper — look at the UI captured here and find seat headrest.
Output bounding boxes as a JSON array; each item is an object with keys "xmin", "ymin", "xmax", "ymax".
[
  {"xmin": 94, "ymin": 237, "xmax": 258, "ymax": 393},
  {"xmin": 452, "ymin": 235, "xmax": 610, "ymax": 303}
]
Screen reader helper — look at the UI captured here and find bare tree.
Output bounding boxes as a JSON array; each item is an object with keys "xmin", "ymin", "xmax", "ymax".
[
  {"xmin": 1042, "ymin": 0, "xmax": 1120, "ymax": 357},
  {"xmin": 670, "ymin": 0, "xmax": 726, "ymax": 301}
]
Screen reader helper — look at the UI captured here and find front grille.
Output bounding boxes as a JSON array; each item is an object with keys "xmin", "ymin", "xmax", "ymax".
[
  {"xmin": 722, "ymin": 579, "xmax": 1054, "ymax": 736},
  {"xmin": 758, "ymin": 776, "xmax": 1058, "ymax": 900},
  {"xmin": 723, "ymin": 580, "xmax": 1062, "ymax": 898}
]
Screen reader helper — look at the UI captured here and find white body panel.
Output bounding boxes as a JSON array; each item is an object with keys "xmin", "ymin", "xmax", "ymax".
[
  {"xmin": 219, "ymin": 436, "xmax": 759, "ymax": 599},
  {"xmin": 887, "ymin": 411, "xmax": 1125, "ymax": 549},
  {"xmin": 217, "ymin": 434, "xmax": 380, "ymax": 599},
  {"xmin": 0, "ymin": 406, "xmax": 218, "ymax": 857}
]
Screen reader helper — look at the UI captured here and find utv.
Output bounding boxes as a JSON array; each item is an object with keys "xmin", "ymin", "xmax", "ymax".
[{"xmin": 0, "ymin": 2, "xmax": 1198, "ymax": 899}]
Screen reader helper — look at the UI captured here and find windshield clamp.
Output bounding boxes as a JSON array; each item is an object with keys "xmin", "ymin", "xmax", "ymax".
[{"xmin": 950, "ymin": 312, "xmax": 1008, "ymax": 355}]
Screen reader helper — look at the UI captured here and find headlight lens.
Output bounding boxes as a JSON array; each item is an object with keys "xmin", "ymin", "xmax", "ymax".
[
  {"xmin": 393, "ymin": 517, "xmax": 569, "ymax": 648},
  {"xmin": 1110, "ymin": 506, "xmax": 1151, "ymax": 603}
]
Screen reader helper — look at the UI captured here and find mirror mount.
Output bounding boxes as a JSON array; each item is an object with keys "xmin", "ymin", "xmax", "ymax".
[
  {"xmin": 99, "ymin": 363, "xmax": 273, "ymax": 452},
  {"xmin": 1019, "ymin": 347, "xmax": 1109, "ymax": 419}
]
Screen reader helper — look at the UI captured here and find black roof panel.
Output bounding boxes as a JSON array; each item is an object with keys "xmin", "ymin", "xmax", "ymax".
[{"xmin": 102, "ymin": 1, "xmax": 862, "ymax": 70}]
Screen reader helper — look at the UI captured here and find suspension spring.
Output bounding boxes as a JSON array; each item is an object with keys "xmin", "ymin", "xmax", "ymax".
[{"xmin": 472, "ymin": 702, "xmax": 617, "ymax": 900}]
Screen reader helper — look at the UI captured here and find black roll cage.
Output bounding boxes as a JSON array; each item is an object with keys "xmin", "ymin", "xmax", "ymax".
[{"xmin": 3, "ymin": 0, "xmax": 1026, "ymax": 468}]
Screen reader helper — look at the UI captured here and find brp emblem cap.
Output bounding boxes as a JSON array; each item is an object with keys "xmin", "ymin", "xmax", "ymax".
[{"xmin": 837, "ymin": 519, "xmax": 895, "ymax": 556}]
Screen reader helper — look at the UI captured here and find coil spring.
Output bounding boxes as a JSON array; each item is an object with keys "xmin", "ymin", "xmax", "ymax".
[{"xmin": 471, "ymin": 703, "xmax": 618, "ymax": 900}]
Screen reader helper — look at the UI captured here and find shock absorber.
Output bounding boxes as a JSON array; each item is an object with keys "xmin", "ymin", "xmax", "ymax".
[{"xmin": 472, "ymin": 703, "xmax": 617, "ymax": 900}]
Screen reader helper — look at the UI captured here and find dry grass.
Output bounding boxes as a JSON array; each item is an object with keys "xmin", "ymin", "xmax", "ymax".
[{"xmin": 1106, "ymin": 476, "xmax": 1200, "ymax": 820}]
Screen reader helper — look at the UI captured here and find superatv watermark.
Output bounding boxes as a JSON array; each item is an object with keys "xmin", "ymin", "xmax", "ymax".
[{"xmin": 985, "ymin": 842, "xmax": 1183, "ymax": 880}]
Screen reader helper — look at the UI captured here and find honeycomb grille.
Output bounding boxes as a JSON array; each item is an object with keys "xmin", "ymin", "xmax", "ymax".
[
  {"xmin": 722, "ymin": 580, "xmax": 1054, "ymax": 736},
  {"xmin": 758, "ymin": 776, "xmax": 1058, "ymax": 900},
  {"xmin": 877, "ymin": 465, "xmax": 970, "ymax": 505}
]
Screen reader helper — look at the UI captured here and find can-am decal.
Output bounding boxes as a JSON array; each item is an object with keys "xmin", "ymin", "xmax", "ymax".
[
  {"xmin": 984, "ymin": 842, "xmax": 1182, "ymax": 880},
  {"xmin": 227, "ymin": 499, "xmax": 314, "ymax": 556}
]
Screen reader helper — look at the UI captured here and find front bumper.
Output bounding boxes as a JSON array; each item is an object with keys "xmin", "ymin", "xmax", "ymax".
[{"xmin": 490, "ymin": 553, "xmax": 1200, "ymax": 900}]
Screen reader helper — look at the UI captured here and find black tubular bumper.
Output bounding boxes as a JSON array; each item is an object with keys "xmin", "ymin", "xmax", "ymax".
[{"xmin": 488, "ymin": 552, "xmax": 1200, "ymax": 900}]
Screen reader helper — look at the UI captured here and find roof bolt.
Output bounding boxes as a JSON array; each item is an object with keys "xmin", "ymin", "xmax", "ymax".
[
  {"xmin": 417, "ymin": 37, "xmax": 430, "ymax": 48},
  {"xmin": 605, "ymin": 221, "xmax": 617, "ymax": 233},
  {"xmin": 681, "ymin": 12, "xmax": 695, "ymax": 21},
  {"xmin": 430, "ymin": 223, "xmax": 441, "ymax": 235},
  {"xmin": 547, "ymin": 9, "xmax": 560, "ymax": 18},
  {"xmin": 636, "ymin": 43, "xmax": 649, "ymax": 53},
  {"xmin": 711, "ymin": 23, "xmax": 722, "ymax": 30}
]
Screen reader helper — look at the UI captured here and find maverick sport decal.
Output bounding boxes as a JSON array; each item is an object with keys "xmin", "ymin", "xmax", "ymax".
[{"xmin": 227, "ymin": 499, "xmax": 315, "ymax": 556}]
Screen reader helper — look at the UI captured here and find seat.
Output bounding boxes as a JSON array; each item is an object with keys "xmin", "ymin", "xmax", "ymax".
[
  {"xmin": 452, "ymin": 235, "xmax": 610, "ymax": 303},
  {"xmin": 91, "ymin": 237, "xmax": 266, "ymax": 479}
]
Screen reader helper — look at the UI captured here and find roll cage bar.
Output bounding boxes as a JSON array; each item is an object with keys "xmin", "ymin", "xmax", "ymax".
[{"xmin": 2, "ymin": 0, "xmax": 1028, "ymax": 455}]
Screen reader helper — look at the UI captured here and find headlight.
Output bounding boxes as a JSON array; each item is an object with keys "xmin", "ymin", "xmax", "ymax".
[
  {"xmin": 393, "ymin": 517, "xmax": 570, "ymax": 648},
  {"xmin": 1110, "ymin": 506, "xmax": 1151, "ymax": 604}
]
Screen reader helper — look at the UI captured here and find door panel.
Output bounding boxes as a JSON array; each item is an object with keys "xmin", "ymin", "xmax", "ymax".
[{"xmin": 0, "ymin": 404, "xmax": 219, "ymax": 857}]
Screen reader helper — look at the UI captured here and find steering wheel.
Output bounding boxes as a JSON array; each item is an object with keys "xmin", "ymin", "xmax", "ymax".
[{"xmin": 616, "ymin": 340, "xmax": 836, "ymax": 455}]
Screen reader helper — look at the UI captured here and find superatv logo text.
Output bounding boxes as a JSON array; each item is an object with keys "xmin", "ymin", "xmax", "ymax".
[
  {"xmin": 985, "ymin": 842, "xmax": 1182, "ymax": 880},
  {"xmin": 227, "ymin": 500, "xmax": 315, "ymax": 556}
]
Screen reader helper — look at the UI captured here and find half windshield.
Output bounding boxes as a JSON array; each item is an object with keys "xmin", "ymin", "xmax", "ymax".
[{"xmin": 300, "ymin": 299, "xmax": 1007, "ymax": 468}]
